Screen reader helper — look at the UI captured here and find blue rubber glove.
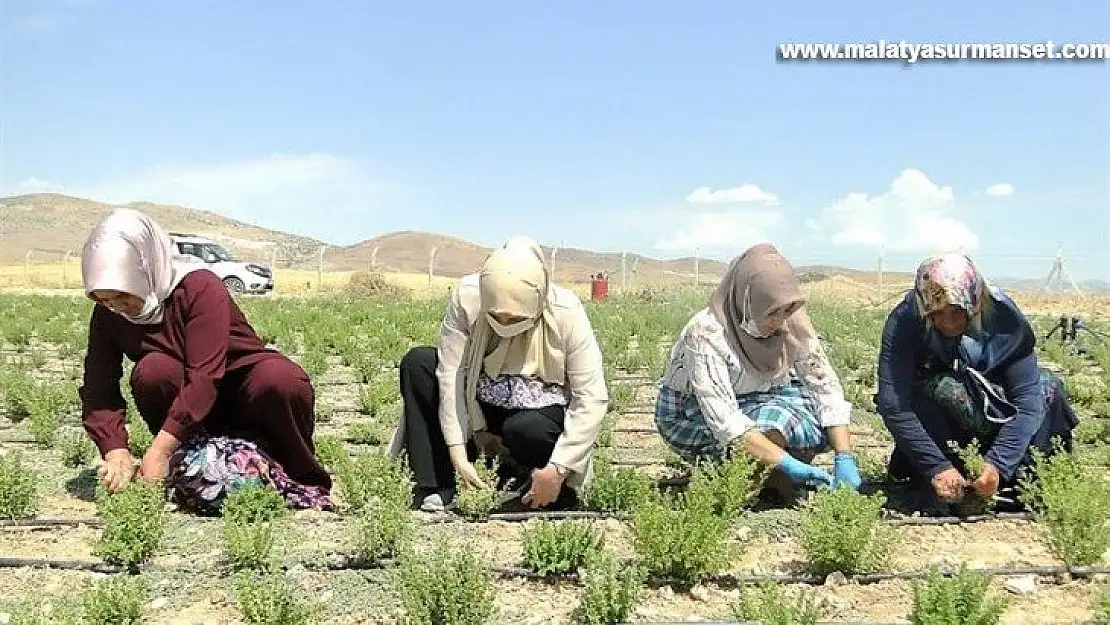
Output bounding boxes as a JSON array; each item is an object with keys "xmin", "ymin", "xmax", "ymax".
[
  {"xmin": 832, "ymin": 453, "xmax": 863, "ymax": 491},
  {"xmin": 776, "ymin": 453, "xmax": 834, "ymax": 487}
]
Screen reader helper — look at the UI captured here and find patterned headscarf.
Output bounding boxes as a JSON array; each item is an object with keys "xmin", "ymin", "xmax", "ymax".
[{"xmin": 913, "ymin": 253, "xmax": 987, "ymax": 321}]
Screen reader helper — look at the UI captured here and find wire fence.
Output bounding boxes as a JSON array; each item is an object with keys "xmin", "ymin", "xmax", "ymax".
[{"xmin": 1, "ymin": 244, "xmax": 1104, "ymax": 304}]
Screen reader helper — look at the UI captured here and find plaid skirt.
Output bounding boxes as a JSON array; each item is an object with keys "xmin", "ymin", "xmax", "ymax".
[{"xmin": 655, "ymin": 380, "xmax": 828, "ymax": 463}]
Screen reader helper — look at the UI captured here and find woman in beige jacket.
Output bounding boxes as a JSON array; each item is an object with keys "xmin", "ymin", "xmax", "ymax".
[{"xmin": 391, "ymin": 236, "xmax": 609, "ymax": 512}]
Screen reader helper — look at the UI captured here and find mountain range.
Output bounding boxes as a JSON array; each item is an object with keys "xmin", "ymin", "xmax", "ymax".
[{"xmin": 1, "ymin": 193, "xmax": 1104, "ymax": 293}]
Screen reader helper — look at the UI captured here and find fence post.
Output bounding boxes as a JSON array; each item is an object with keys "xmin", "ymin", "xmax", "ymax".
[
  {"xmin": 429, "ymin": 247, "xmax": 438, "ymax": 284},
  {"xmin": 62, "ymin": 251, "xmax": 72, "ymax": 288},
  {"xmin": 621, "ymin": 252, "xmax": 627, "ymax": 293},
  {"xmin": 694, "ymin": 246, "xmax": 700, "ymax": 287},
  {"xmin": 370, "ymin": 246, "xmax": 379, "ymax": 271},
  {"xmin": 877, "ymin": 246, "xmax": 885, "ymax": 303},
  {"xmin": 316, "ymin": 246, "xmax": 325, "ymax": 291},
  {"xmin": 24, "ymin": 250, "xmax": 32, "ymax": 285}
]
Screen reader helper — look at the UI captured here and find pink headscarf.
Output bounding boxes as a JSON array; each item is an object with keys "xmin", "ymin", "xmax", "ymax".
[{"xmin": 81, "ymin": 208, "xmax": 206, "ymax": 324}]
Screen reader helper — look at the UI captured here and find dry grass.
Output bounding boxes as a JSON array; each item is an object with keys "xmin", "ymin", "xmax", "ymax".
[
  {"xmin": 3, "ymin": 260, "xmax": 1105, "ymax": 315},
  {"xmin": 0, "ymin": 262, "xmax": 601, "ymax": 301}
]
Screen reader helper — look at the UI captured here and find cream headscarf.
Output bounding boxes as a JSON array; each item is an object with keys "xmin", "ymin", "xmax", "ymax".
[
  {"xmin": 462, "ymin": 236, "xmax": 565, "ymax": 428},
  {"xmin": 81, "ymin": 208, "xmax": 206, "ymax": 325},
  {"xmin": 708, "ymin": 243, "xmax": 815, "ymax": 380}
]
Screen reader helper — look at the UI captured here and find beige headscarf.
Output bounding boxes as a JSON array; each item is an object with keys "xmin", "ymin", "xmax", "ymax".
[
  {"xmin": 708, "ymin": 243, "xmax": 814, "ymax": 379},
  {"xmin": 81, "ymin": 208, "xmax": 206, "ymax": 325},
  {"xmin": 462, "ymin": 236, "xmax": 565, "ymax": 426}
]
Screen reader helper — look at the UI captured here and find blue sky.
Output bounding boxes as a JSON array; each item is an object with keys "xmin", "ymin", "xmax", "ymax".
[{"xmin": 1, "ymin": 0, "xmax": 1107, "ymax": 279}]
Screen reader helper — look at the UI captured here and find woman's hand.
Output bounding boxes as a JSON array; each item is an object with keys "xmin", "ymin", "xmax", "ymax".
[
  {"xmin": 98, "ymin": 449, "xmax": 136, "ymax": 493},
  {"xmin": 735, "ymin": 429, "xmax": 832, "ymax": 487},
  {"xmin": 970, "ymin": 463, "xmax": 1001, "ymax": 498},
  {"xmin": 776, "ymin": 453, "xmax": 834, "ymax": 487},
  {"xmin": 448, "ymin": 444, "xmax": 490, "ymax": 490},
  {"xmin": 931, "ymin": 467, "xmax": 968, "ymax": 503},
  {"xmin": 137, "ymin": 431, "xmax": 180, "ymax": 483},
  {"xmin": 522, "ymin": 463, "xmax": 566, "ymax": 509},
  {"xmin": 832, "ymin": 453, "xmax": 863, "ymax": 491},
  {"xmin": 138, "ymin": 450, "xmax": 171, "ymax": 482}
]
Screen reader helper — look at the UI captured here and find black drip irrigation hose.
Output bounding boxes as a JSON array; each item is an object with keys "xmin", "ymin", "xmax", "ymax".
[
  {"xmin": 5, "ymin": 551, "xmax": 1104, "ymax": 590},
  {"xmin": 315, "ymin": 379, "xmax": 364, "ymax": 387},
  {"xmin": 11, "ymin": 552, "xmax": 1100, "ymax": 591},
  {"xmin": 885, "ymin": 511, "xmax": 1034, "ymax": 525},
  {"xmin": 0, "ymin": 556, "xmax": 132, "ymax": 574},
  {"xmin": 0, "ymin": 509, "xmax": 1035, "ymax": 530},
  {"xmin": 606, "ymin": 448, "xmax": 1107, "ymax": 469},
  {"xmin": 612, "ymin": 427, "xmax": 658, "ymax": 434},
  {"xmin": 490, "ymin": 563, "xmax": 1110, "ymax": 588},
  {"xmin": 421, "ymin": 510, "xmax": 632, "ymax": 524},
  {"xmin": 628, "ymin": 622, "xmax": 907, "ymax": 625},
  {"xmin": 0, "ymin": 517, "xmax": 103, "ymax": 528},
  {"xmin": 611, "ymin": 458, "xmax": 666, "ymax": 468}
]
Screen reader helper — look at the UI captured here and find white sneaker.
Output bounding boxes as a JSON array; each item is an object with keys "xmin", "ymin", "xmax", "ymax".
[{"xmin": 420, "ymin": 493, "xmax": 456, "ymax": 513}]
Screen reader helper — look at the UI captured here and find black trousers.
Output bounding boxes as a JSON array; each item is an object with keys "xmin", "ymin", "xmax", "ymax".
[{"xmin": 399, "ymin": 346, "xmax": 566, "ymax": 491}]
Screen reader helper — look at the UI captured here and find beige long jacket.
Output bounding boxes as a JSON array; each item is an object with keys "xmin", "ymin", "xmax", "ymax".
[{"xmin": 391, "ymin": 274, "xmax": 608, "ymax": 489}]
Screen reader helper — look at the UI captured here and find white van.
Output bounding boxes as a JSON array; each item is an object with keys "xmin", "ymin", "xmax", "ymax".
[{"xmin": 168, "ymin": 233, "xmax": 274, "ymax": 295}]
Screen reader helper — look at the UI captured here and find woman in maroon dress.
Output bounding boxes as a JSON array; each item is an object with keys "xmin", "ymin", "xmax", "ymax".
[{"xmin": 78, "ymin": 208, "xmax": 332, "ymax": 513}]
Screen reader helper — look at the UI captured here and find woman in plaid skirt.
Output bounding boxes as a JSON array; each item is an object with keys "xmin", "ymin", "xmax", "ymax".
[{"xmin": 654, "ymin": 243, "xmax": 863, "ymax": 492}]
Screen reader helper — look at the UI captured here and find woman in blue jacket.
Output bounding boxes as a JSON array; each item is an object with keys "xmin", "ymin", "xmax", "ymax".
[{"xmin": 875, "ymin": 253, "xmax": 1078, "ymax": 511}]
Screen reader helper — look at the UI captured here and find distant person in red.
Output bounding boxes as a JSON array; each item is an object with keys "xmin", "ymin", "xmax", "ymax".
[{"xmin": 78, "ymin": 208, "xmax": 332, "ymax": 514}]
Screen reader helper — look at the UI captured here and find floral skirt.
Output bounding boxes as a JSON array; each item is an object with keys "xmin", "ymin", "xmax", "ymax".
[
  {"xmin": 167, "ymin": 436, "xmax": 334, "ymax": 515},
  {"xmin": 919, "ymin": 368, "xmax": 1063, "ymax": 440}
]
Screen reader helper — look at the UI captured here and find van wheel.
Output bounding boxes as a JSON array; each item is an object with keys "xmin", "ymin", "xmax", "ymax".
[{"xmin": 223, "ymin": 277, "xmax": 246, "ymax": 294}]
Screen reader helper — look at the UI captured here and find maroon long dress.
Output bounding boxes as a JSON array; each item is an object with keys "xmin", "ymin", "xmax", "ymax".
[{"xmin": 79, "ymin": 269, "xmax": 331, "ymax": 491}]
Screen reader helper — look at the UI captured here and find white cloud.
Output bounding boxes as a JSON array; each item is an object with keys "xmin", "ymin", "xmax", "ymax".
[
  {"xmin": 985, "ymin": 182, "xmax": 1015, "ymax": 197},
  {"xmin": 685, "ymin": 184, "xmax": 779, "ymax": 206},
  {"xmin": 655, "ymin": 208, "xmax": 785, "ymax": 252},
  {"xmin": 11, "ymin": 177, "xmax": 63, "ymax": 193},
  {"xmin": 85, "ymin": 153, "xmax": 388, "ymax": 223},
  {"xmin": 808, "ymin": 168, "xmax": 979, "ymax": 254},
  {"xmin": 2, "ymin": 154, "xmax": 393, "ymax": 242}
]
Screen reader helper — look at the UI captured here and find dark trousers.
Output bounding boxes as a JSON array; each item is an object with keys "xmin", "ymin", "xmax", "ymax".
[
  {"xmin": 399, "ymin": 346, "xmax": 566, "ymax": 492},
  {"xmin": 130, "ymin": 351, "xmax": 332, "ymax": 490}
]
